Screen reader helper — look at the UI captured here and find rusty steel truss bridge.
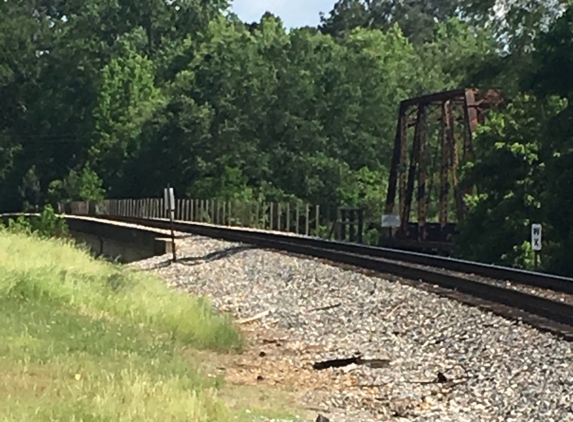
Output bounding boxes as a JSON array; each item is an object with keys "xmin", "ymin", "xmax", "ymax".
[{"xmin": 381, "ymin": 88, "xmax": 504, "ymax": 253}]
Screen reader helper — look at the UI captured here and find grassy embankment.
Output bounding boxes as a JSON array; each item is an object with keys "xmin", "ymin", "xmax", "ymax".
[{"xmin": 0, "ymin": 229, "xmax": 249, "ymax": 421}]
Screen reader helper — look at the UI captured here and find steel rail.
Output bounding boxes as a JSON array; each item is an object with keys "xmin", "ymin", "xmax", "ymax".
[
  {"xmin": 103, "ymin": 215, "xmax": 573, "ymax": 294},
  {"xmin": 92, "ymin": 215, "xmax": 573, "ymax": 334},
  {"xmin": 265, "ymin": 233, "xmax": 573, "ymax": 294}
]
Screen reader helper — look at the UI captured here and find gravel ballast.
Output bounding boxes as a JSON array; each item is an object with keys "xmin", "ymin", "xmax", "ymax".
[{"xmin": 132, "ymin": 235, "xmax": 573, "ymax": 422}]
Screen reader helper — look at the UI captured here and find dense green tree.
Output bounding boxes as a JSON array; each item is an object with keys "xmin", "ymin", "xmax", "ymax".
[
  {"xmin": 455, "ymin": 4, "xmax": 573, "ymax": 274},
  {"xmin": 0, "ymin": 1, "xmax": 51, "ymax": 211},
  {"xmin": 47, "ymin": 167, "xmax": 106, "ymax": 205},
  {"xmin": 416, "ymin": 18, "xmax": 499, "ymax": 90},
  {"xmin": 461, "ymin": 0, "xmax": 568, "ymax": 53},
  {"xmin": 455, "ymin": 95, "xmax": 565, "ymax": 269},
  {"xmin": 524, "ymin": 5, "xmax": 573, "ymax": 275},
  {"xmin": 90, "ymin": 35, "xmax": 163, "ymax": 192},
  {"xmin": 319, "ymin": 0, "xmax": 461, "ymax": 44},
  {"xmin": 321, "ymin": 0, "xmax": 568, "ymax": 51}
]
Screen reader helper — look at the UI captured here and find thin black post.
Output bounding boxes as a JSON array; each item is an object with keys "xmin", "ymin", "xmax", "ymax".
[
  {"xmin": 340, "ymin": 209, "xmax": 347, "ymax": 241},
  {"xmin": 349, "ymin": 209, "xmax": 356, "ymax": 242},
  {"xmin": 335, "ymin": 208, "xmax": 341, "ymax": 240},
  {"xmin": 358, "ymin": 208, "xmax": 364, "ymax": 244}
]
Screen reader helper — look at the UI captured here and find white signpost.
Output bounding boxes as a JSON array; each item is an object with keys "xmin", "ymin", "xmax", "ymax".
[
  {"xmin": 531, "ymin": 223, "xmax": 542, "ymax": 270},
  {"xmin": 382, "ymin": 214, "xmax": 401, "ymax": 237},
  {"xmin": 531, "ymin": 224, "xmax": 542, "ymax": 251},
  {"xmin": 381, "ymin": 214, "xmax": 401, "ymax": 228},
  {"xmin": 163, "ymin": 185, "xmax": 177, "ymax": 262},
  {"xmin": 164, "ymin": 187, "xmax": 175, "ymax": 215}
]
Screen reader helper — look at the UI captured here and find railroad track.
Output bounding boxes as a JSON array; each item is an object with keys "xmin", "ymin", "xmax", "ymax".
[{"xmin": 69, "ymin": 214, "xmax": 573, "ymax": 340}]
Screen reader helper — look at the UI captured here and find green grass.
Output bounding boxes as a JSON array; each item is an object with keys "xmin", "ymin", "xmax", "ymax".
[{"xmin": 0, "ymin": 230, "xmax": 243, "ymax": 421}]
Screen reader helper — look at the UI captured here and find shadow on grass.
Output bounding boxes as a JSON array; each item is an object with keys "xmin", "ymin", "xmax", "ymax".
[{"xmin": 146, "ymin": 245, "xmax": 258, "ymax": 270}]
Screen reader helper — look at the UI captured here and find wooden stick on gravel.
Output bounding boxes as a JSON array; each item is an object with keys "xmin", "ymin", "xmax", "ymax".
[
  {"xmin": 308, "ymin": 302, "xmax": 342, "ymax": 313},
  {"xmin": 237, "ymin": 310, "xmax": 270, "ymax": 325},
  {"xmin": 385, "ymin": 296, "xmax": 408, "ymax": 318}
]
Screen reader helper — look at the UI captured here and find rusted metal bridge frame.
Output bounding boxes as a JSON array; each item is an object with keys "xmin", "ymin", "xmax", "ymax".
[{"xmin": 384, "ymin": 88, "xmax": 502, "ymax": 243}]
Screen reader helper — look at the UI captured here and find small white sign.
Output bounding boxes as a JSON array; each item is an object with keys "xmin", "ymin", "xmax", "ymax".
[
  {"xmin": 531, "ymin": 223, "xmax": 542, "ymax": 251},
  {"xmin": 382, "ymin": 214, "xmax": 401, "ymax": 228},
  {"xmin": 163, "ymin": 187, "xmax": 175, "ymax": 212}
]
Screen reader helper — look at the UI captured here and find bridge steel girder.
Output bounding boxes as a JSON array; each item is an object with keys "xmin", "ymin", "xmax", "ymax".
[{"xmin": 385, "ymin": 88, "xmax": 503, "ymax": 243}]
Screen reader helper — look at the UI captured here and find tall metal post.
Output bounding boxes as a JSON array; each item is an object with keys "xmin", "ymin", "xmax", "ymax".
[
  {"xmin": 165, "ymin": 184, "xmax": 177, "ymax": 262},
  {"xmin": 439, "ymin": 101, "xmax": 451, "ymax": 229},
  {"xmin": 416, "ymin": 105, "xmax": 428, "ymax": 241},
  {"xmin": 401, "ymin": 105, "xmax": 424, "ymax": 235}
]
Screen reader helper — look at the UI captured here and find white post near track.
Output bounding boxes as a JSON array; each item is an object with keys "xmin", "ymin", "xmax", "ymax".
[
  {"xmin": 531, "ymin": 223, "xmax": 542, "ymax": 271},
  {"xmin": 164, "ymin": 185, "xmax": 177, "ymax": 262}
]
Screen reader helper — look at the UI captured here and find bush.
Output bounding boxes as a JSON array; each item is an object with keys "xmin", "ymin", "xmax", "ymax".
[{"xmin": 2, "ymin": 205, "xmax": 69, "ymax": 238}]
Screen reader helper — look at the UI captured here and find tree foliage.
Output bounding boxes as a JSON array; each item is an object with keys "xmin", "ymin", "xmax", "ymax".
[
  {"xmin": 319, "ymin": 0, "xmax": 462, "ymax": 44},
  {"xmin": 455, "ymin": 95, "xmax": 565, "ymax": 269},
  {"xmin": 455, "ymin": 4, "xmax": 573, "ymax": 275},
  {"xmin": 523, "ymin": 5, "xmax": 573, "ymax": 275}
]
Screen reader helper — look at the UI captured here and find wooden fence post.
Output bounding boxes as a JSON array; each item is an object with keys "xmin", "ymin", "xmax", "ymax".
[
  {"xmin": 305, "ymin": 204, "xmax": 310, "ymax": 236},
  {"xmin": 315, "ymin": 205, "xmax": 320, "ymax": 237},
  {"xmin": 295, "ymin": 204, "xmax": 299, "ymax": 234}
]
